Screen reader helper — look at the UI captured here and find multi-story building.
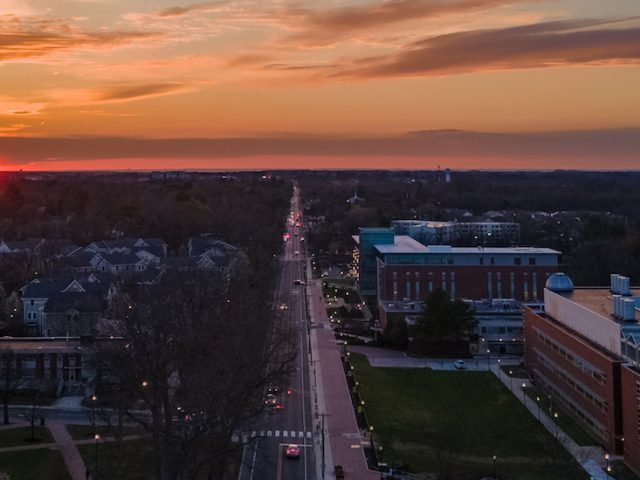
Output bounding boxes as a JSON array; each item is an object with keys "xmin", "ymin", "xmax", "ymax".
[
  {"xmin": 524, "ymin": 273, "xmax": 640, "ymax": 472},
  {"xmin": 355, "ymin": 228, "xmax": 559, "ymax": 301},
  {"xmin": 390, "ymin": 220, "xmax": 520, "ymax": 246}
]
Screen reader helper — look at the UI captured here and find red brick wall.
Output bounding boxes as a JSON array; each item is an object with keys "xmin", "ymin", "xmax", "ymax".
[
  {"xmin": 378, "ymin": 265, "xmax": 555, "ymax": 301},
  {"xmin": 524, "ymin": 308, "xmax": 623, "ymax": 453},
  {"xmin": 621, "ymin": 365, "xmax": 640, "ymax": 474}
]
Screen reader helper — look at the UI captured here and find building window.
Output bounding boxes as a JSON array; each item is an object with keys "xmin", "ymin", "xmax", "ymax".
[
  {"xmin": 490, "ymin": 257, "xmax": 495, "ymax": 265},
  {"xmin": 30, "ymin": 300, "xmax": 34, "ymax": 306},
  {"xmin": 479, "ymin": 257, "xmax": 484, "ymax": 265},
  {"xmin": 529, "ymin": 257, "xmax": 536, "ymax": 265},
  {"xmin": 514, "ymin": 257, "xmax": 522, "ymax": 265}
]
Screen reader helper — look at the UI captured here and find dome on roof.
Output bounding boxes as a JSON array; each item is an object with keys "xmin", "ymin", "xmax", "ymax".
[{"xmin": 545, "ymin": 273, "xmax": 574, "ymax": 292}]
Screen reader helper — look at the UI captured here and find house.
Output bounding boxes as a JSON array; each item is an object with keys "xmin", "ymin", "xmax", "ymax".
[
  {"xmin": 87, "ymin": 237, "xmax": 168, "ymax": 258},
  {"xmin": 21, "ymin": 273, "xmax": 114, "ymax": 336},
  {"xmin": 0, "ymin": 238, "xmax": 45, "ymax": 255}
]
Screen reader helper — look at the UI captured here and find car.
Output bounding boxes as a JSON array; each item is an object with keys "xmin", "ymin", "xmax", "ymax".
[
  {"xmin": 279, "ymin": 303, "xmax": 288, "ymax": 311},
  {"xmin": 267, "ymin": 384, "xmax": 281, "ymax": 395},
  {"xmin": 454, "ymin": 360, "xmax": 466, "ymax": 370},
  {"xmin": 264, "ymin": 394, "xmax": 277, "ymax": 406},
  {"xmin": 285, "ymin": 444, "xmax": 300, "ymax": 459},
  {"xmin": 293, "ymin": 279, "xmax": 306, "ymax": 285},
  {"xmin": 294, "ymin": 250, "xmax": 300, "ymax": 255}
]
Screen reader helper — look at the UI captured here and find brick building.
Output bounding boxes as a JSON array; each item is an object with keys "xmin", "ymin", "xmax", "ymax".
[{"xmin": 524, "ymin": 273, "xmax": 640, "ymax": 473}]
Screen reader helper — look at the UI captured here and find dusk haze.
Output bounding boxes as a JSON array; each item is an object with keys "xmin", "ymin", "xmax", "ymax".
[{"xmin": 1, "ymin": 0, "xmax": 639, "ymax": 170}]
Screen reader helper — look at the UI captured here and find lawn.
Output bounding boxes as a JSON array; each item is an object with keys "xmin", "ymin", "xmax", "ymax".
[
  {"xmin": 78, "ymin": 438, "xmax": 153, "ymax": 480},
  {"xmin": 0, "ymin": 426, "xmax": 53, "ymax": 448},
  {"xmin": 350, "ymin": 353, "xmax": 588, "ymax": 480},
  {"xmin": 0, "ymin": 449, "xmax": 71, "ymax": 480},
  {"xmin": 522, "ymin": 386, "xmax": 599, "ymax": 447}
]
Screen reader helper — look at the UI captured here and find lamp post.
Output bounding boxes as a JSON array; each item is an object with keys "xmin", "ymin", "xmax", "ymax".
[
  {"xmin": 521, "ymin": 383, "xmax": 526, "ymax": 404},
  {"xmin": 497, "ymin": 359, "xmax": 501, "ymax": 380},
  {"xmin": 508, "ymin": 370, "xmax": 513, "ymax": 392},
  {"xmin": 94, "ymin": 433, "xmax": 100, "ymax": 479},
  {"xmin": 553, "ymin": 412, "xmax": 559, "ymax": 440},
  {"xmin": 91, "ymin": 394, "xmax": 97, "ymax": 428},
  {"xmin": 492, "ymin": 455, "xmax": 497, "ymax": 479},
  {"xmin": 487, "ymin": 348, "xmax": 491, "ymax": 371},
  {"xmin": 535, "ymin": 396, "xmax": 541, "ymax": 421}
]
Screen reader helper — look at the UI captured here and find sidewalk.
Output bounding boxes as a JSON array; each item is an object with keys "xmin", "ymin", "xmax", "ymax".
[
  {"xmin": 491, "ymin": 364, "xmax": 614, "ymax": 480},
  {"xmin": 307, "ymin": 272, "xmax": 379, "ymax": 480},
  {"xmin": 47, "ymin": 421, "xmax": 89, "ymax": 480}
]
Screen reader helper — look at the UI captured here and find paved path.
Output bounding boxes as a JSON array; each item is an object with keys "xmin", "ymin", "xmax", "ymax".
[
  {"xmin": 47, "ymin": 421, "xmax": 89, "ymax": 480},
  {"xmin": 349, "ymin": 345, "xmax": 520, "ymax": 370},
  {"xmin": 307, "ymin": 274, "xmax": 379, "ymax": 480}
]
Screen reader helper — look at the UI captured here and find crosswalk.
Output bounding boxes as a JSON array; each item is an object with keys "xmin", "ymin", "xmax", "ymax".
[{"xmin": 232, "ymin": 430, "xmax": 314, "ymax": 443}]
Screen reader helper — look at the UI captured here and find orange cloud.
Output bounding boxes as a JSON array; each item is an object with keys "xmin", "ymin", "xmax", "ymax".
[
  {"xmin": 278, "ymin": 0, "xmax": 522, "ymax": 47},
  {"xmin": 95, "ymin": 82, "xmax": 189, "ymax": 102},
  {"xmin": 0, "ymin": 14, "xmax": 160, "ymax": 62}
]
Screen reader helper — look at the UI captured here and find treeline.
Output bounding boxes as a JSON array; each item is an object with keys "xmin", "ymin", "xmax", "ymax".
[
  {"xmin": 296, "ymin": 170, "xmax": 640, "ymax": 285},
  {"xmin": 0, "ymin": 175, "xmax": 292, "ymax": 271}
]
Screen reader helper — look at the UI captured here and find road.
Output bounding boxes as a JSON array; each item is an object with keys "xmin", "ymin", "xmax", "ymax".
[{"xmin": 238, "ymin": 185, "xmax": 317, "ymax": 480}]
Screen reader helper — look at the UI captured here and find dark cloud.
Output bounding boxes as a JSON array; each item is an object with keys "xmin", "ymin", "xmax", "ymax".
[
  {"xmin": 155, "ymin": 2, "xmax": 224, "ymax": 17},
  {"xmin": 95, "ymin": 83, "xmax": 186, "ymax": 102},
  {"xmin": 326, "ymin": 18, "xmax": 640, "ymax": 78},
  {"xmin": 1, "ymin": 129, "xmax": 639, "ymax": 169},
  {"xmin": 280, "ymin": 0, "xmax": 519, "ymax": 46}
]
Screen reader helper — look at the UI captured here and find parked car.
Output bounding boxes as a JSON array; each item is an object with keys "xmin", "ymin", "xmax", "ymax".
[
  {"xmin": 293, "ymin": 279, "xmax": 306, "ymax": 285},
  {"xmin": 454, "ymin": 360, "xmax": 466, "ymax": 370},
  {"xmin": 286, "ymin": 444, "xmax": 300, "ymax": 459},
  {"xmin": 279, "ymin": 303, "xmax": 288, "ymax": 311}
]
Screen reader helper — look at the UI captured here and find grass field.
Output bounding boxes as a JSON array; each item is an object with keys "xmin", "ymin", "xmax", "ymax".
[
  {"xmin": 78, "ymin": 438, "xmax": 153, "ymax": 480},
  {"xmin": 350, "ymin": 353, "xmax": 588, "ymax": 480},
  {"xmin": 0, "ymin": 449, "xmax": 71, "ymax": 480},
  {"xmin": 522, "ymin": 386, "xmax": 598, "ymax": 447},
  {"xmin": 0, "ymin": 426, "xmax": 53, "ymax": 448}
]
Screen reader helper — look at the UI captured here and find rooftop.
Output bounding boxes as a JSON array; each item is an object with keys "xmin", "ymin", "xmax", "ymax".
[
  {"xmin": 558, "ymin": 287, "xmax": 640, "ymax": 323},
  {"xmin": 374, "ymin": 236, "xmax": 429, "ymax": 254}
]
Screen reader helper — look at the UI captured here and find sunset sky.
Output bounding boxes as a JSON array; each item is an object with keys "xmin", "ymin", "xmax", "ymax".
[{"xmin": 1, "ymin": 0, "xmax": 639, "ymax": 170}]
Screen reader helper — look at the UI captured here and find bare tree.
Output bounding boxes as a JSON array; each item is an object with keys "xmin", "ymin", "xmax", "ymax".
[
  {"xmin": 0, "ymin": 350, "xmax": 24, "ymax": 425},
  {"xmin": 92, "ymin": 264, "xmax": 296, "ymax": 480}
]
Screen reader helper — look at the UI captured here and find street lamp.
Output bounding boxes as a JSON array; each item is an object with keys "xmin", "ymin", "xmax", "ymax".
[
  {"xmin": 497, "ymin": 359, "xmax": 501, "ymax": 379},
  {"xmin": 492, "ymin": 455, "xmax": 497, "ymax": 479},
  {"xmin": 508, "ymin": 370, "xmax": 513, "ymax": 391},
  {"xmin": 487, "ymin": 348, "xmax": 491, "ymax": 371},
  {"xmin": 535, "ymin": 396, "xmax": 541, "ymax": 421},
  {"xmin": 94, "ymin": 433, "xmax": 100, "ymax": 479},
  {"xmin": 553, "ymin": 412, "xmax": 559, "ymax": 440},
  {"xmin": 91, "ymin": 394, "xmax": 97, "ymax": 428},
  {"xmin": 521, "ymin": 383, "xmax": 526, "ymax": 403}
]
